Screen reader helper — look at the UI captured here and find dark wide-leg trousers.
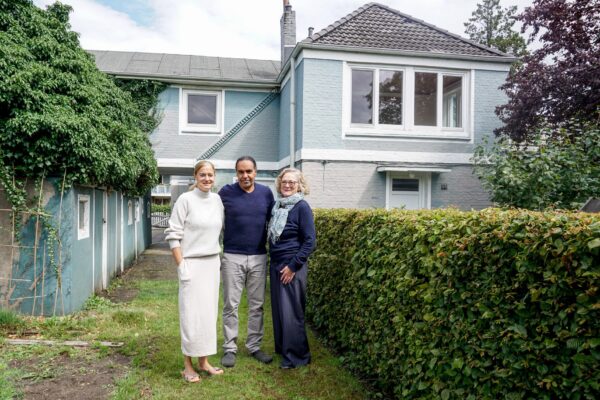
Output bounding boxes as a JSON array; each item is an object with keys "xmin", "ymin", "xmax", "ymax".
[{"xmin": 270, "ymin": 261, "xmax": 311, "ymax": 367}]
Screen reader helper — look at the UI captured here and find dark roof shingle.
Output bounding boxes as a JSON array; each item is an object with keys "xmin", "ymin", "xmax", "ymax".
[
  {"xmin": 303, "ymin": 2, "xmax": 510, "ymax": 58},
  {"xmin": 89, "ymin": 50, "xmax": 280, "ymax": 82}
]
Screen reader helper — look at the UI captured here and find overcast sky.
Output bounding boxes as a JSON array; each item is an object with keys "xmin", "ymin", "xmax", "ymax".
[{"xmin": 33, "ymin": 0, "xmax": 535, "ymax": 60}]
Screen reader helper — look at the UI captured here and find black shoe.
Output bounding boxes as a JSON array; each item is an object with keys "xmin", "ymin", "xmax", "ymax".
[
  {"xmin": 251, "ymin": 350, "xmax": 273, "ymax": 364},
  {"xmin": 221, "ymin": 352, "xmax": 236, "ymax": 368}
]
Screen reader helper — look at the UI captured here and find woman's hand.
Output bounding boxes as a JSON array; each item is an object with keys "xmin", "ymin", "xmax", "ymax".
[
  {"xmin": 280, "ymin": 266, "xmax": 295, "ymax": 284},
  {"xmin": 171, "ymin": 247, "xmax": 183, "ymax": 267}
]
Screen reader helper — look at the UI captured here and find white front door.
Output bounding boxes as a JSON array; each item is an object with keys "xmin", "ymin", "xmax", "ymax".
[{"xmin": 387, "ymin": 173, "xmax": 430, "ymax": 210}]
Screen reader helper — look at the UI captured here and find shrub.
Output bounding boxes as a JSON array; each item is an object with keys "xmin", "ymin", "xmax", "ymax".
[
  {"xmin": 151, "ymin": 204, "xmax": 171, "ymax": 214},
  {"xmin": 308, "ymin": 208, "xmax": 600, "ymax": 399}
]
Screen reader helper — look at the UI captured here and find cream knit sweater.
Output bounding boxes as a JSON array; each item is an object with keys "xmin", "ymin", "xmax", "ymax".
[{"xmin": 165, "ymin": 188, "xmax": 224, "ymax": 257}]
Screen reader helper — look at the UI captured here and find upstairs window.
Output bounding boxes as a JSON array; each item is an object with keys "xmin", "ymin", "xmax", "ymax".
[
  {"xmin": 351, "ymin": 69, "xmax": 404, "ymax": 127},
  {"xmin": 181, "ymin": 89, "xmax": 222, "ymax": 134},
  {"xmin": 346, "ymin": 65, "xmax": 469, "ymax": 139}
]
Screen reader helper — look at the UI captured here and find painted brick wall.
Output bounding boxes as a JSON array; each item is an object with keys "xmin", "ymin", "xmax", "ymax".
[
  {"xmin": 299, "ymin": 161, "xmax": 386, "ymax": 209},
  {"xmin": 473, "ymin": 69, "xmax": 508, "ymax": 145},
  {"xmin": 279, "ymin": 80, "xmax": 290, "ymax": 161},
  {"xmin": 431, "ymin": 166, "xmax": 492, "ymax": 210},
  {"xmin": 298, "ymin": 59, "xmax": 508, "ymax": 155},
  {"xmin": 151, "ymin": 87, "xmax": 280, "ymax": 162},
  {"xmin": 299, "ymin": 59, "xmax": 344, "ymax": 149}
]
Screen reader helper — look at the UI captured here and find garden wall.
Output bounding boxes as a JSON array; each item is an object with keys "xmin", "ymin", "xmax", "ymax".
[
  {"xmin": 308, "ymin": 208, "xmax": 600, "ymax": 399},
  {"xmin": 0, "ymin": 179, "xmax": 152, "ymax": 316}
]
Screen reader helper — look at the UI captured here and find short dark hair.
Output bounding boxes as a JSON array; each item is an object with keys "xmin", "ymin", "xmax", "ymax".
[{"xmin": 235, "ymin": 156, "xmax": 257, "ymax": 171}]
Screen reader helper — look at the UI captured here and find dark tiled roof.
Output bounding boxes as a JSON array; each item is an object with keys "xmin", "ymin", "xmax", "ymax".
[
  {"xmin": 302, "ymin": 2, "xmax": 510, "ymax": 58},
  {"xmin": 89, "ymin": 50, "xmax": 281, "ymax": 82}
]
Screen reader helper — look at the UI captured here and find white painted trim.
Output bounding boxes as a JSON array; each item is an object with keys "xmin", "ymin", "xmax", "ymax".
[
  {"xmin": 470, "ymin": 69, "xmax": 476, "ymax": 144},
  {"xmin": 178, "ymin": 88, "xmax": 224, "ymax": 135},
  {"xmin": 120, "ymin": 193, "xmax": 124, "ymax": 273},
  {"xmin": 301, "ymin": 49, "xmax": 512, "ymax": 72},
  {"xmin": 157, "ymin": 158, "xmax": 281, "ymax": 170},
  {"xmin": 377, "ymin": 166, "xmax": 452, "ymax": 173},
  {"xmin": 77, "ymin": 194, "xmax": 90, "ymax": 240},
  {"xmin": 102, "ymin": 191, "xmax": 108, "ymax": 289},
  {"xmin": 92, "ymin": 190, "xmax": 95, "ymax": 291},
  {"xmin": 297, "ymin": 149, "xmax": 473, "ymax": 164}
]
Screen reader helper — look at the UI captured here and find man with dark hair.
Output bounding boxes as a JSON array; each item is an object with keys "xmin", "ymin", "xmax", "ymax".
[{"xmin": 218, "ymin": 156, "xmax": 275, "ymax": 367}]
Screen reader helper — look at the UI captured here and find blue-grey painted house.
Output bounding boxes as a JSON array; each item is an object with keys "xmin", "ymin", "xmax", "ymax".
[{"xmin": 92, "ymin": 2, "xmax": 515, "ymax": 210}]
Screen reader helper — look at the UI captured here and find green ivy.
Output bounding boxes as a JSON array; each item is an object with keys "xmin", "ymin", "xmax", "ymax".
[
  {"xmin": 0, "ymin": 0, "xmax": 164, "ymax": 197},
  {"xmin": 308, "ymin": 208, "xmax": 600, "ymax": 399}
]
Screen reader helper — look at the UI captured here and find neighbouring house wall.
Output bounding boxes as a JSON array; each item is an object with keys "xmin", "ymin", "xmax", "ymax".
[
  {"xmin": 151, "ymin": 88, "xmax": 280, "ymax": 162},
  {"xmin": 0, "ymin": 180, "xmax": 151, "ymax": 316}
]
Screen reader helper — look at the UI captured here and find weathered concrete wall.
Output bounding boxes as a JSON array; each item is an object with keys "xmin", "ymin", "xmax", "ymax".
[{"xmin": 0, "ymin": 180, "xmax": 151, "ymax": 316}]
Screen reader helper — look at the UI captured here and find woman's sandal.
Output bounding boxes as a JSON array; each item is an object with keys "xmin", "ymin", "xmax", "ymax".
[
  {"xmin": 180, "ymin": 370, "xmax": 201, "ymax": 383},
  {"xmin": 199, "ymin": 366, "xmax": 224, "ymax": 376}
]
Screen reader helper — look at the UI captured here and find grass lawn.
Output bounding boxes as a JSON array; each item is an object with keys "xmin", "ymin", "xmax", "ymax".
[{"xmin": 0, "ymin": 264, "xmax": 370, "ymax": 399}]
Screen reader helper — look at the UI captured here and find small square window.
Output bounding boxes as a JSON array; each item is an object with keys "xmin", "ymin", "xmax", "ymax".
[
  {"xmin": 128, "ymin": 200, "xmax": 133, "ymax": 225},
  {"xmin": 181, "ymin": 90, "xmax": 222, "ymax": 133},
  {"xmin": 135, "ymin": 200, "xmax": 140, "ymax": 222},
  {"xmin": 78, "ymin": 195, "xmax": 90, "ymax": 240}
]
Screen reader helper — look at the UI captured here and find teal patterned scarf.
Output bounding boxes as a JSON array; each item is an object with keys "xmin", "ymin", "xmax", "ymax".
[{"xmin": 268, "ymin": 193, "xmax": 304, "ymax": 243}]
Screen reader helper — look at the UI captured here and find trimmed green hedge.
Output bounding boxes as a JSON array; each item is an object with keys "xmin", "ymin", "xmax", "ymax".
[
  {"xmin": 151, "ymin": 204, "xmax": 171, "ymax": 214},
  {"xmin": 308, "ymin": 209, "xmax": 600, "ymax": 399}
]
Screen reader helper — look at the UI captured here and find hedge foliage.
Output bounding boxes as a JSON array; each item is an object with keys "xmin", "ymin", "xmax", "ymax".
[{"xmin": 308, "ymin": 208, "xmax": 600, "ymax": 399}]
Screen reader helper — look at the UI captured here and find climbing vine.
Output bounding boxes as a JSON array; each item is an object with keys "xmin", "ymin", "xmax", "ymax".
[{"xmin": 0, "ymin": 0, "xmax": 166, "ymax": 303}]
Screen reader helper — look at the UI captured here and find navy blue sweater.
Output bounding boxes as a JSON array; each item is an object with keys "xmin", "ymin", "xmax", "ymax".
[
  {"xmin": 219, "ymin": 182, "xmax": 274, "ymax": 255},
  {"xmin": 269, "ymin": 200, "xmax": 316, "ymax": 272}
]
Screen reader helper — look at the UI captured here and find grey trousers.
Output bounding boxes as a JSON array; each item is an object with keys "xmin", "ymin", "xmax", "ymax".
[{"xmin": 221, "ymin": 252, "xmax": 267, "ymax": 354}]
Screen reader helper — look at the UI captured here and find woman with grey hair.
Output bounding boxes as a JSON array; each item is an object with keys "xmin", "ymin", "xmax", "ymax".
[{"xmin": 267, "ymin": 168, "xmax": 316, "ymax": 369}]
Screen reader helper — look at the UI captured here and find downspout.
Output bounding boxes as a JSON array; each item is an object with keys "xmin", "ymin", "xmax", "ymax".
[{"xmin": 289, "ymin": 55, "xmax": 295, "ymax": 168}]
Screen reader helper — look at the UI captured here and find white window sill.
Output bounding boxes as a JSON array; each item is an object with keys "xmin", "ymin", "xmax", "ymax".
[{"xmin": 345, "ymin": 129, "xmax": 471, "ymax": 140}]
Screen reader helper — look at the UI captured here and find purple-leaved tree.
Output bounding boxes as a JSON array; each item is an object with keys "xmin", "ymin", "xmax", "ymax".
[{"xmin": 495, "ymin": 0, "xmax": 600, "ymax": 141}]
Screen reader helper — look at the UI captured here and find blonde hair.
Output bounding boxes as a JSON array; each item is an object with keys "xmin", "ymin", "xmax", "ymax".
[
  {"xmin": 275, "ymin": 168, "xmax": 309, "ymax": 195},
  {"xmin": 194, "ymin": 160, "xmax": 215, "ymax": 176},
  {"xmin": 190, "ymin": 160, "xmax": 216, "ymax": 191}
]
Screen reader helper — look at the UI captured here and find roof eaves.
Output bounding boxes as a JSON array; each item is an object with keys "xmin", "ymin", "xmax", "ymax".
[
  {"xmin": 276, "ymin": 42, "xmax": 517, "ymax": 82},
  {"xmin": 104, "ymin": 71, "xmax": 279, "ymax": 88}
]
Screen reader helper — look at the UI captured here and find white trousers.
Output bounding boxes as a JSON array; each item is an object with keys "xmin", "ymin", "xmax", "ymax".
[{"xmin": 178, "ymin": 255, "xmax": 220, "ymax": 357}]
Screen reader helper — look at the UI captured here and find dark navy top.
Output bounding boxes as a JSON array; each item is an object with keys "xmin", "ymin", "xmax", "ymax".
[
  {"xmin": 269, "ymin": 200, "xmax": 316, "ymax": 272},
  {"xmin": 219, "ymin": 182, "xmax": 274, "ymax": 255}
]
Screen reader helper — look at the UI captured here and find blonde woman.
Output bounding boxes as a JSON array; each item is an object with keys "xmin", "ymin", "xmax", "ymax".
[
  {"xmin": 165, "ymin": 160, "xmax": 225, "ymax": 382},
  {"xmin": 267, "ymin": 168, "xmax": 316, "ymax": 369}
]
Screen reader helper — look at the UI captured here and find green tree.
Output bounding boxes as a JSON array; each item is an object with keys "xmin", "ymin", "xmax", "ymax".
[
  {"xmin": 464, "ymin": 0, "xmax": 528, "ymax": 56},
  {"xmin": 0, "ymin": 0, "xmax": 163, "ymax": 196},
  {"xmin": 473, "ymin": 122, "xmax": 600, "ymax": 210}
]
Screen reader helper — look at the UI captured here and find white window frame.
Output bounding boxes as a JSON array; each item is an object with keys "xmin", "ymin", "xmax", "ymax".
[
  {"xmin": 135, "ymin": 199, "xmax": 140, "ymax": 222},
  {"xmin": 77, "ymin": 194, "xmax": 90, "ymax": 240},
  {"xmin": 179, "ymin": 89, "xmax": 223, "ymax": 134},
  {"xmin": 127, "ymin": 200, "xmax": 133, "ymax": 225},
  {"xmin": 344, "ymin": 63, "xmax": 470, "ymax": 140}
]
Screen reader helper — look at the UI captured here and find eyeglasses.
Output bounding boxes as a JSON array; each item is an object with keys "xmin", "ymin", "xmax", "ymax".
[{"xmin": 281, "ymin": 180, "xmax": 298, "ymax": 186}]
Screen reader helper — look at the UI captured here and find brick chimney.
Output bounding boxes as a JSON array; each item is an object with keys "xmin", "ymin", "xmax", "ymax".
[{"xmin": 280, "ymin": 0, "xmax": 296, "ymax": 66}]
